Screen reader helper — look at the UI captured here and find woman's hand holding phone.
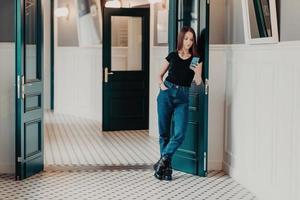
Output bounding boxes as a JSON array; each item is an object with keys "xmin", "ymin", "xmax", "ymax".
[
  {"xmin": 192, "ymin": 63, "xmax": 202, "ymax": 74},
  {"xmin": 191, "ymin": 58, "xmax": 203, "ymax": 85},
  {"xmin": 189, "ymin": 57, "xmax": 200, "ymax": 70}
]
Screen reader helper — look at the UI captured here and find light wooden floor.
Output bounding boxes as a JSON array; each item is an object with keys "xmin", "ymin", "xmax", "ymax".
[{"xmin": 45, "ymin": 111, "xmax": 160, "ymax": 167}]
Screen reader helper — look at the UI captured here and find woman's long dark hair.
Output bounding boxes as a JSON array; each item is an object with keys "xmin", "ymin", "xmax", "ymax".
[{"xmin": 176, "ymin": 26, "xmax": 199, "ymax": 56}]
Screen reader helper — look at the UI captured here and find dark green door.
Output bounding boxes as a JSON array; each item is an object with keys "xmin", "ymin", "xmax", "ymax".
[
  {"xmin": 169, "ymin": 0, "xmax": 210, "ymax": 176},
  {"xmin": 103, "ymin": 8, "xmax": 149, "ymax": 131},
  {"xmin": 15, "ymin": 0, "xmax": 44, "ymax": 180}
]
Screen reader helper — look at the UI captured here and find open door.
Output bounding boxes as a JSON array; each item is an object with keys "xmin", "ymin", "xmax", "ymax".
[
  {"xmin": 169, "ymin": 0, "xmax": 209, "ymax": 176},
  {"xmin": 15, "ymin": 0, "xmax": 44, "ymax": 180},
  {"xmin": 102, "ymin": 8, "xmax": 150, "ymax": 131}
]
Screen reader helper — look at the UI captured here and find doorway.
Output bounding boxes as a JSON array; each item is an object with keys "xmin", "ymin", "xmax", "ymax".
[
  {"xmin": 102, "ymin": 8, "xmax": 150, "ymax": 131},
  {"xmin": 50, "ymin": 1, "xmax": 150, "ymax": 130},
  {"xmin": 46, "ymin": 0, "xmax": 153, "ymax": 168}
]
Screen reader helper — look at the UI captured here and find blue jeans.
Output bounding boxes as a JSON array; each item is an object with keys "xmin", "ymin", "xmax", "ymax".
[{"xmin": 156, "ymin": 80, "xmax": 189, "ymax": 160}]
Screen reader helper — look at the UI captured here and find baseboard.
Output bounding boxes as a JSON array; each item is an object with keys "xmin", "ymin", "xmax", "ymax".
[
  {"xmin": 0, "ymin": 161, "xmax": 223, "ymax": 174},
  {"xmin": 0, "ymin": 164, "xmax": 14, "ymax": 174},
  {"xmin": 222, "ymin": 160, "xmax": 231, "ymax": 174}
]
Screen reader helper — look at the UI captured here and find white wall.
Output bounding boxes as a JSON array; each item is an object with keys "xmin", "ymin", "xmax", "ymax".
[
  {"xmin": 0, "ymin": 0, "xmax": 14, "ymax": 42},
  {"xmin": 208, "ymin": 45, "xmax": 227, "ymax": 170},
  {"xmin": 224, "ymin": 0, "xmax": 300, "ymax": 44},
  {"xmin": 54, "ymin": 47, "xmax": 102, "ymax": 122},
  {"xmin": 223, "ymin": 42, "xmax": 300, "ymax": 200},
  {"xmin": 223, "ymin": 0, "xmax": 300, "ymax": 199},
  {"xmin": 0, "ymin": 43, "xmax": 15, "ymax": 173},
  {"xmin": 210, "ymin": 0, "xmax": 226, "ymax": 44},
  {"xmin": 148, "ymin": 47, "xmax": 166, "ymax": 140},
  {"xmin": 57, "ymin": 0, "xmax": 79, "ymax": 46},
  {"xmin": 224, "ymin": 0, "xmax": 245, "ymax": 44},
  {"xmin": 280, "ymin": 0, "xmax": 300, "ymax": 41}
]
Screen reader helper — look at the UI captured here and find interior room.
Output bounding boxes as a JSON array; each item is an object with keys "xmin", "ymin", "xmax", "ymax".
[
  {"xmin": 0, "ymin": 0, "xmax": 300, "ymax": 199},
  {"xmin": 44, "ymin": 0, "xmax": 159, "ymax": 168}
]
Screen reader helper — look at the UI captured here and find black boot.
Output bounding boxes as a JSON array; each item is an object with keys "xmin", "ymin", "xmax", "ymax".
[
  {"xmin": 154, "ymin": 157, "xmax": 165, "ymax": 180},
  {"xmin": 153, "ymin": 157, "xmax": 161, "ymax": 171},
  {"xmin": 154, "ymin": 156, "xmax": 171, "ymax": 180},
  {"xmin": 163, "ymin": 161, "xmax": 172, "ymax": 181}
]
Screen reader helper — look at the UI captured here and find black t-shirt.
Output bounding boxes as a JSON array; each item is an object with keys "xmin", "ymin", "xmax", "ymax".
[{"xmin": 165, "ymin": 51, "xmax": 201, "ymax": 87}]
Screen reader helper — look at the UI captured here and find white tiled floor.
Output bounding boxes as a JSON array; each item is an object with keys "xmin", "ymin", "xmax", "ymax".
[
  {"xmin": 45, "ymin": 111, "xmax": 159, "ymax": 167},
  {"xmin": 0, "ymin": 170, "xmax": 257, "ymax": 200},
  {"xmin": 0, "ymin": 112, "xmax": 257, "ymax": 200}
]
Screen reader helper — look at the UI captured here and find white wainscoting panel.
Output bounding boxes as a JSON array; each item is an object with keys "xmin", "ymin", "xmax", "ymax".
[
  {"xmin": 54, "ymin": 47, "xmax": 102, "ymax": 122},
  {"xmin": 223, "ymin": 42, "xmax": 300, "ymax": 200},
  {"xmin": 0, "ymin": 43, "xmax": 15, "ymax": 173}
]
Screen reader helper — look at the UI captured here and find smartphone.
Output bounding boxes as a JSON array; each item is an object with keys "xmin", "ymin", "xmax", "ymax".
[{"xmin": 189, "ymin": 57, "xmax": 200, "ymax": 69}]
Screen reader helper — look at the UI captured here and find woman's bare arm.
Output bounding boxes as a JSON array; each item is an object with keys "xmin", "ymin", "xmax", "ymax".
[
  {"xmin": 192, "ymin": 62, "xmax": 203, "ymax": 85},
  {"xmin": 158, "ymin": 59, "xmax": 169, "ymax": 89}
]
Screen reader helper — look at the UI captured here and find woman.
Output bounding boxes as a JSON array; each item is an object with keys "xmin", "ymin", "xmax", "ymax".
[{"xmin": 154, "ymin": 26, "xmax": 203, "ymax": 181}]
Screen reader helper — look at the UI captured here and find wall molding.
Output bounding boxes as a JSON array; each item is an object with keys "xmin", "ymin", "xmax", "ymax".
[
  {"xmin": 210, "ymin": 41, "xmax": 300, "ymax": 50},
  {"xmin": 54, "ymin": 46, "xmax": 102, "ymax": 122}
]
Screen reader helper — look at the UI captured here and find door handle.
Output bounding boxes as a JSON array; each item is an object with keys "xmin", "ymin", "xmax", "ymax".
[
  {"xmin": 22, "ymin": 76, "xmax": 25, "ymax": 99},
  {"xmin": 17, "ymin": 75, "xmax": 22, "ymax": 99},
  {"xmin": 205, "ymin": 78, "xmax": 209, "ymax": 95},
  {"xmin": 104, "ymin": 67, "xmax": 114, "ymax": 83},
  {"xmin": 17, "ymin": 76, "xmax": 33, "ymax": 99}
]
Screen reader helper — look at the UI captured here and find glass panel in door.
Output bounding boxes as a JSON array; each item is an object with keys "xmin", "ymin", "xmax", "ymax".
[
  {"xmin": 25, "ymin": 0, "xmax": 39, "ymax": 82},
  {"xmin": 111, "ymin": 16, "xmax": 142, "ymax": 71}
]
